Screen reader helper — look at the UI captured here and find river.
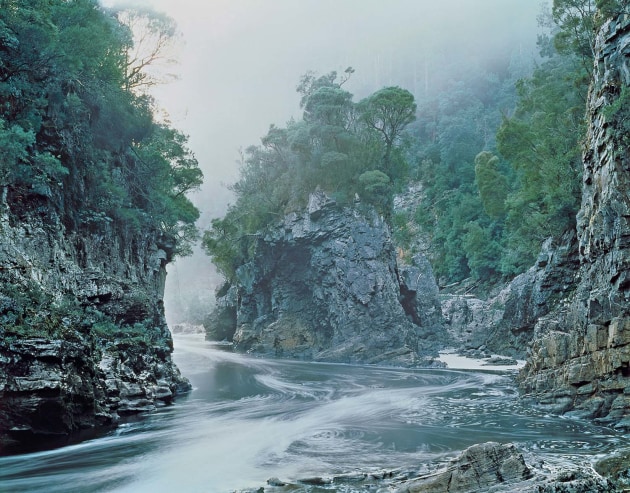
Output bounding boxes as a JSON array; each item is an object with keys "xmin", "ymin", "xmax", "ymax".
[{"xmin": 0, "ymin": 334, "xmax": 624, "ymax": 492}]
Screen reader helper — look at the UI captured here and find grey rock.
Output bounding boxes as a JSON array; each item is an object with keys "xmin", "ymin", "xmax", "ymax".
[
  {"xmin": 203, "ymin": 283, "xmax": 238, "ymax": 341},
  {"xmin": 395, "ymin": 442, "xmax": 532, "ymax": 493},
  {"xmin": 392, "ymin": 442, "xmax": 614, "ymax": 493},
  {"xmin": 518, "ymin": 14, "xmax": 630, "ymax": 429},
  {"xmin": 0, "ymin": 193, "xmax": 190, "ymax": 453},
  {"xmin": 398, "ymin": 254, "xmax": 444, "ymax": 335},
  {"xmin": 207, "ymin": 192, "xmax": 445, "ymax": 364},
  {"xmin": 441, "ymin": 231, "xmax": 579, "ymax": 360}
]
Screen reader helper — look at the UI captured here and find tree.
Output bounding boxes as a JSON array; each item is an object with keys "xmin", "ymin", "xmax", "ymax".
[
  {"xmin": 474, "ymin": 151, "xmax": 508, "ymax": 219},
  {"xmin": 551, "ymin": 0, "xmax": 598, "ymax": 67},
  {"xmin": 357, "ymin": 86, "xmax": 416, "ymax": 170},
  {"xmin": 203, "ymin": 71, "xmax": 416, "ymax": 280},
  {"xmin": 113, "ymin": 6, "xmax": 180, "ymax": 92},
  {"xmin": 0, "ymin": 0, "xmax": 201, "ymax": 258},
  {"xmin": 358, "ymin": 169, "xmax": 391, "ymax": 212},
  {"xmin": 496, "ymin": 51, "xmax": 584, "ymax": 273}
]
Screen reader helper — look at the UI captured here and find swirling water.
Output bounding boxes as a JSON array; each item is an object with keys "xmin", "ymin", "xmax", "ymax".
[{"xmin": 0, "ymin": 334, "xmax": 624, "ymax": 492}]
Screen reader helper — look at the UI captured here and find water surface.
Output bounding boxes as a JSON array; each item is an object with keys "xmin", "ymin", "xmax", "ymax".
[{"xmin": 0, "ymin": 334, "xmax": 623, "ymax": 492}]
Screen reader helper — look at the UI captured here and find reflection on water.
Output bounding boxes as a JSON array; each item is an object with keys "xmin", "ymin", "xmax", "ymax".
[{"xmin": 0, "ymin": 334, "xmax": 624, "ymax": 492}]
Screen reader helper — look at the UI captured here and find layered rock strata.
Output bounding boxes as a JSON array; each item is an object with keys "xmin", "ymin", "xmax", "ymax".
[
  {"xmin": 208, "ymin": 192, "xmax": 445, "ymax": 365},
  {"xmin": 518, "ymin": 15, "xmax": 630, "ymax": 428},
  {"xmin": 0, "ymin": 200, "xmax": 189, "ymax": 453},
  {"xmin": 442, "ymin": 231, "xmax": 579, "ymax": 359}
]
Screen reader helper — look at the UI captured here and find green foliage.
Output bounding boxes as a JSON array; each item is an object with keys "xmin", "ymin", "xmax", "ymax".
[
  {"xmin": 474, "ymin": 151, "xmax": 507, "ymax": 219},
  {"xmin": 408, "ymin": 3, "xmax": 591, "ymax": 286},
  {"xmin": 203, "ymin": 71, "xmax": 416, "ymax": 280},
  {"xmin": 0, "ymin": 279, "xmax": 161, "ymax": 346},
  {"xmin": 358, "ymin": 86, "xmax": 416, "ymax": 171},
  {"xmin": 91, "ymin": 320, "xmax": 156, "ymax": 346},
  {"xmin": 359, "ymin": 169, "xmax": 391, "ymax": 213},
  {"xmin": 0, "ymin": 0, "xmax": 202, "ymax": 258},
  {"xmin": 409, "ymin": 55, "xmax": 522, "ymax": 283},
  {"xmin": 196, "ymin": 4, "xmax": 600, "ymax": 288},
  {"xmin": 496, "ymin": 51, "xmax": 585, "ymax": 274},
  {"xmin": 551, "ymin": 0, "xmax": 598, "ymax": 66},
  {"xmin": 462, "ymin": 221, "xmax": 502, "ymax": 281},
  {"xmin": 596, "ymin": 0, "xmax": 630, "ymax": 16},
  {"xmin": 391, "ymin": 210, "xmax": 416, "ymax": 257}
]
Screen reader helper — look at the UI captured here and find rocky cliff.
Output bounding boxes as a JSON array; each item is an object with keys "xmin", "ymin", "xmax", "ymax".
[
  {"xmin": 0, "ymin": 196, "xmax": 190, "ymax": 454},
  {"xmin": 442, "ymin": 231, "xmax": 580, "ymax": 359},
  {"xmin": 518, "ymin": 14, "xmax": 630, "ymax": 429},
  {"xmin": 207, "ymin": 192, "xmax": 445, "ymax": 365}
]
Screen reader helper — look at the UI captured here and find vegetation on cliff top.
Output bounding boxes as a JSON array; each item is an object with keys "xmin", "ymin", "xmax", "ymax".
[
  {"xmin": 203, "ymin": 0, "xmax": 603, "ymax": 288},
  {"xmin": 202, "ymin": 71, "xmax": 417, "ymax": 280},
  {"xmin": 0, "ymin": 0, "xmax": 202, "ymax": 257}
]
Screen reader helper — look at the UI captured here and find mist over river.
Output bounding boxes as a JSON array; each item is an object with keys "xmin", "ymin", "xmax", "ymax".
[{"xmin": 0, "ymin": 334, "xmax": 624, "ymax": 492}]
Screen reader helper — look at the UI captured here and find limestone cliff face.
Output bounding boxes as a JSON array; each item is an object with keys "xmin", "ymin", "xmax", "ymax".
[
  {"xmin": 518, "ymin": 15, "xmax": 630, "ymax": 428},
  {"xmin": 208, "ymin": 192, "xmax": 445, "ymax": 365},
  {"xmin": 0, "ymin": 197, "xmax": 190, "ymax": 453}
]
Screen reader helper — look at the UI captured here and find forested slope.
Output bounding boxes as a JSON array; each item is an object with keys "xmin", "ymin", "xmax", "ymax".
[
  {"xmin": 203, "ymin": 2, "xmax": 593, "ymax": 293},
  {"xmin": 0, "ymin": 0, "xmax": 201, "ymax": 453}
]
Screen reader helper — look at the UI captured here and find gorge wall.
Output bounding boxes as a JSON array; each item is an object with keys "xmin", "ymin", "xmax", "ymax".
[
  {"xmin": 207, "ymin": 192, "xmax": 445, "ymax": 366},
  {"xmin": 0, "ymin": 196, "xmax": 190, "ymax": 453},
  {"xmin": 518, "ymin": 14, "xmax": 630, "ymax": 429},
  {"xmin": 442, "ymin": 231, "xmax": 580, "ymax": 359}
]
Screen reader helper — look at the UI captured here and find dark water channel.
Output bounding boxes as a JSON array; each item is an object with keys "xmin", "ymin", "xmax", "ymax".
[{"xmin": 0, "ymin": 334, "xmax": 624, "ymax": 492}]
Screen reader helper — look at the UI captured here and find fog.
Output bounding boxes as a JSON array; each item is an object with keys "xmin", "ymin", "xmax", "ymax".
[{"xmin": 102, "ymin": 0, "xmax": 545, "ymax": 325}]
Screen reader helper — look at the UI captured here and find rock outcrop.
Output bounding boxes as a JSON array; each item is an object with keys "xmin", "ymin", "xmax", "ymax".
[
  {"xmin": 240, "ymin": 442, "xmax": 615, "ymax": 493},
  {"xmin": 442, "ymin": 231, "xmax": 580, "ymax": 359},
  {"xmin": 207, "ymin": 192, "xmax": 445, "ymax": 365},
  {"xmin": 518, "ymin": 14, "xmax": 630, "ymax": 428},
  {"xmin": 0, "ymin": 199, "xmax": 190, "ymax": 454},
  {"xmin": 396, "ymin": 442, "xmax": 533, "ymax": 493}
]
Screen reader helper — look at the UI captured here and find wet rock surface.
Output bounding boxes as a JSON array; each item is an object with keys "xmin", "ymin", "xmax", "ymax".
[
  {"xmin": 236, "ymin": 442, "xmax": 616, "ymax": 493},
  {"xmin": 0, "ymin": 202, "xmax": 189, "ymax": 454},
  {"xmin": 518, "ymin": 15, "xmax": 630, "ymax": 429},
  {"xmin": 207, "ymin": 192, "xmax": 446, "ymax": 365}
]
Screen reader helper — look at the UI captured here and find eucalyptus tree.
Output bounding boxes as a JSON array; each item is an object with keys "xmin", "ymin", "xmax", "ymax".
[
  {"xmin": 0, "ymin": 0, "xmax": 202, "ymax": 257},
  {"xmin": 357, "ymin": 86, "xmax": 416, "ymax": 172}
]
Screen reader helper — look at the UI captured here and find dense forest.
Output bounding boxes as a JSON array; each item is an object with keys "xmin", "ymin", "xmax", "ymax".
[
  {"xmin": 0, "ymin": 0, "xmax": 202, "ymax": 256},
  {"xmin": 0, "ymin": 0, "xmax": 202, "ymax": 339},
  {"xmin": 203, "ymin": 0, "xmax": 626, "ymax": 291}
]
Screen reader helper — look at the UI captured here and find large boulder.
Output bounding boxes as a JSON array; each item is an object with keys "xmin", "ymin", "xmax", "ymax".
[
  {"xmin": 394, "ymin": 442, "xmax": 614, "ymax": 493},
  {"xmin": 396, "ymin": 442, "xmax": 532, "ymax": 493}
]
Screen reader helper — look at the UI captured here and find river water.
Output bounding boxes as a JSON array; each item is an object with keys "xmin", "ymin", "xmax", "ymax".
[{"xmin": 0, "ymin": 334, "xmax": 624, "ymax": 492}]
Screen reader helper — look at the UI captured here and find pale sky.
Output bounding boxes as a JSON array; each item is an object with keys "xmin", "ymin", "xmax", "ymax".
[{"xmin": 100, "ymin": 0, "xmax": 545, "ymax": 323}]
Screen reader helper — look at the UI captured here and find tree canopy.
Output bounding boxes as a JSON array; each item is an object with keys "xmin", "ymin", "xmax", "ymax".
[
  {"xmin": 198, "ymin": 0, "xmax": 610, "ymax": 291},
  {"xmin": 0, "ymin": 0, "xmax": 201, "ymax": 257},
  {"xmin": 203, "ymin": 72, "xmax": 416, "ymax": 280}
]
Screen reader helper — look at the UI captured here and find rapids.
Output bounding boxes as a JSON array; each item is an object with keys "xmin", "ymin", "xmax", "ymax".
[{"xmin": 0, "ymin": 334, "xmax": 624, "ymax": 492}]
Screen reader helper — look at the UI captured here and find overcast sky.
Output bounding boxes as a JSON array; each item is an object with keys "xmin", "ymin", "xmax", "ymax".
[{"xmin": 101, "ymin": 0, "xmax": 545, "ymax": 323}]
